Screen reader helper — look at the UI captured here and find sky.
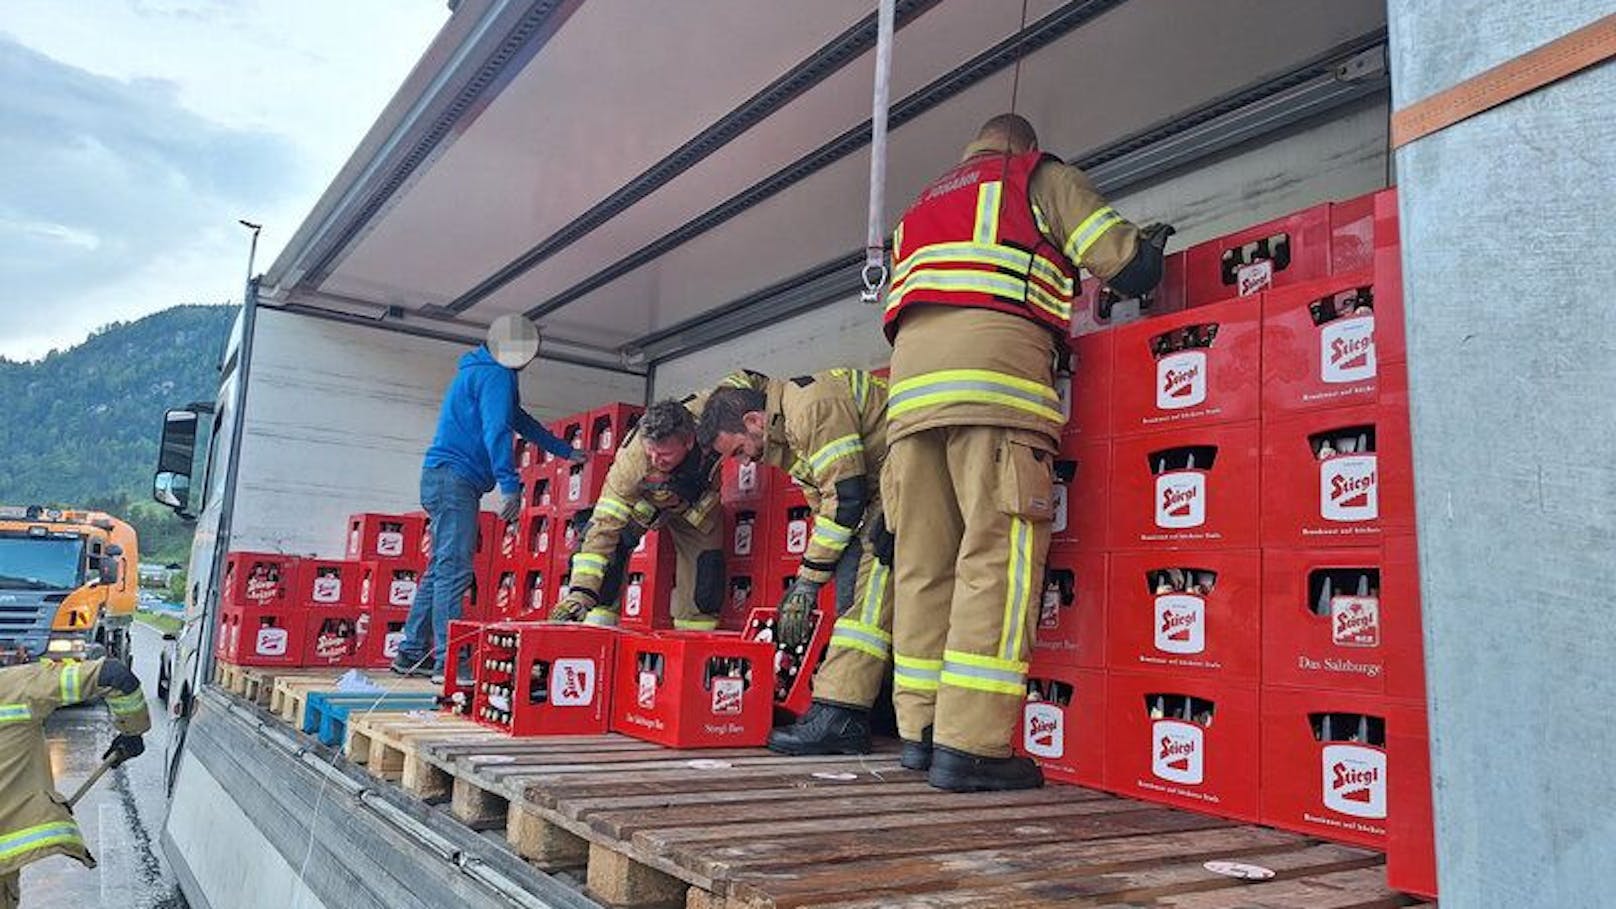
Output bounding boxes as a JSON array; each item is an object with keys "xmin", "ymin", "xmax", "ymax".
[{"xmin": 0, "ymin": 0, "xmax": 448, "ymax": 361}]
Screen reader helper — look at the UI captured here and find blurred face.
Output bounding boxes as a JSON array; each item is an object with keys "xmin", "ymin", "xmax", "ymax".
[
  {"xmin": 643, "ymin": 433, "xmax": 694, "ymax": 474},
  {"xmin": 710, "ymin": 412, "xmax": 768, "ymax": 463}
]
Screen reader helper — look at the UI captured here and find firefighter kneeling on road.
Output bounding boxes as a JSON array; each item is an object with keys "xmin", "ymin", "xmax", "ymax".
[
  {"xmin": 698, "ymin": 368, "xmax": 895, "ymax": 757},
  {"xmin": 550, "ymin": 381, "xmax": 763, "ymax": 629},
  {"xmin": 0, "ymin": 657, "xmax": 150, "ymax": 908},
  {"xmin": 883, "ymin": 113, "xmax": 1169, "ymax": 791}
]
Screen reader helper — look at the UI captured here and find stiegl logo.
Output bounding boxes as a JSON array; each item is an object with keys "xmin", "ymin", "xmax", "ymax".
[
  {"xmin": 1330, "ymin": 595, "xmax": 1381, "ymax": 648},
  {"xmin": 737, "ymin": 461, "xmax": 757, "ymax": 492},
  {"xmin": 1155, "ymin": 472, "xmax": 1206, "ymax": 529},
  {"xmin": 1157, "ymin": 351, "xmax": 1208, "ymax": 410},
  {"xmin": 390, "ymin": 578, "xmax": 417, "ymax": 607},
  {"xmin": 383, "ymin": 631, "xmax": 403, "ymax": 660},
  {"xmin": 551, "ymin": 659, "xmax": 596, "ymax": 707},
  {"xmin": 1038, "ymin": 587, "xmax": 1063, "ymax": 630},
  {"xmin": 786, "ymin": 519, "xmax": 808, "ymax": 554},
  {"xmin": 637, "ymin": 671, "xmax": 658, "ymax": 709},
  {"xmin": 624, "ymin": 582, "xmax": 643, "ymax": 618},
  {"xmin": 255, "ymin": 627, "xmax": 288, "ymax": 657},
  {"xmin": 1237, "ymin": 259, "xmax": 1273, "ymax": 296},
  {"xmin": 1152, "ymin": 719, "xmax": 1204, "ymax": 785},
  {"xmin": 711, "ymin": 677, "xmax": 744, "ymax": 715},
  {"xmin": 1322, "ymin": 316, "xmax": 1376, "ymax": 384},
  {"xmin": 1050, "ymin": 483, "xmax": 1069, "ymax": 535},
  {"xmin": 1153, "ymin": 594, "xmax": 1206, "ymax": 654},
  {"xmin": 1320, "ymin": 455, "xmax": 1378, "ymax": 522},
  {"xmin": 312, "ymin": 575, "xmax": 341, "ymax": 603},
  {"xmin": 245, "ymin": 576, "xmax": 278, "ymax": 602},
  {"xmin": 1023, "ymin": 702, "xmax": 1065, "ymax": 759},
  {"xmin": 376, "ymin": 531, "xmax": 404, "ymax": 557},
  {"xmin": 1322, "ymin": 744, "xmax": 1387, "ymax": 819}
]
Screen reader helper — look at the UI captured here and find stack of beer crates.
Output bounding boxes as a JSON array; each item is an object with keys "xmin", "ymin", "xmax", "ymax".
[{"xmin": 1017, "ymin": 189, "xmax": 1435, "ymax": 898}]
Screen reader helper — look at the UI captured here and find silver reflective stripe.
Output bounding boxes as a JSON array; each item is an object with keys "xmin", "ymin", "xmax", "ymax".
[
  {"xmin": 889, "ymin": 378, "xmax": 1057, "ymax": 412},
  {"xmin": 942, "ymin": 659, "xmax": 1026, "ymax": 686}
]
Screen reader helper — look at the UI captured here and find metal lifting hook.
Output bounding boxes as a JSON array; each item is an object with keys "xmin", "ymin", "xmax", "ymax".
[{"xmin": 861, "ymin": 0, "xmax": 896, "ymax": 304}]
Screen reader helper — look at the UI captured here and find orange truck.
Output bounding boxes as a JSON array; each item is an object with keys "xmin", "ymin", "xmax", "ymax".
[{"xmin": 0, "ymin": 505, "xmax": 137, "ymax": 664}]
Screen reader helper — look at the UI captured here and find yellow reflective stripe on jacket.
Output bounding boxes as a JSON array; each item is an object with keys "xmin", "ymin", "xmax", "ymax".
[
  {"xmin": 889, "ymin": 369, "xmax": 1063, "ymax": 423},
  {"xmin": 828, "ymin": 618, "xmax": 891, "ymax": 661},
  {"xmin": 583, "ymin": 607, "xmax": 619, "ymax": 626},
  {"xmin": 58, "ymin": 661, "xmax": 82, "ymax": 705},
  {"xmin": 999, "ymin": 516, "xmax": 1036, "ymax": 662},
  {"xmin": 891, "ymin": 241, "xmax": 1073, "ymax": 296},
  {"xmin": 1064, "ymin": 205, "xmax": 1124, "ymax": 263},
  {"xmin": 893, "ymin": 653, "xmax": 942, "ymax": 691},
  {"xmin": 673, "ymin": 616, "xmax": 720, "ymax": 631},
  {"xmin": 887, "ymin": 270, "xmax": 1071, "ymax": 322},
  {"xmin": 0, "ymin": 821, "xmax": 84, "ymax": 862},
  {"xmin": 808, "ymin": 434, "xmax": 863, "ymax": 474},
  {"xmin": 632, "ymin": 501, "xmax": 657, "ymax": 523},
  {"xmin": 571, "ymin": 552, "xmax": 608, "ymax": 581},
  {"xmin": 833, "ymin": 368, "xmax": 876, "ymax": 411},
  {"xmin": 593, "ymin": 496, "xmax": 632, "ymax": 523},
  {"xmin": 941, "ymin": 649, "xmax": 1028, "ymax": 697},
  {"xmin": 106, "ymin": 689, "xmax": 146, "ymax": 717},
  {"xmin": 0, "ymin": 703, "xmax": 31, "ymax": 724},
  {"xmin": 809, "ymin": 517, "xmax": 854, "ymax": 552},
  {"xmin": 974, "ymin": 180, "xmax": 1002, "ymax": 244}
]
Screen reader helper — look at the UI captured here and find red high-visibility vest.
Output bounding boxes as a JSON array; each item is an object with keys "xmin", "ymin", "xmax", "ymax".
[{"xmin": 883, "ymin": 149, "xmax": 1079, "ymax": 341}]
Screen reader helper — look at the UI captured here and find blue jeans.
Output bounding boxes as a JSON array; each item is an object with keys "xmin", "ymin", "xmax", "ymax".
[{"xmin": 400, "ymin": 465, "xmax": 482, "ymax": 668}]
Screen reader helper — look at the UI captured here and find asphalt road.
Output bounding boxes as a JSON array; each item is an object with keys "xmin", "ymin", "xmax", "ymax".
[{"xmin": 21, "ymin": 622, "xmax": 188, "ymax": 908}]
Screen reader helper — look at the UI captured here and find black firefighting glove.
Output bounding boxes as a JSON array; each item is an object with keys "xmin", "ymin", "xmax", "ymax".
[
  {"xmin": 104, "ymin": 733, "xmax": 145, "ymax": 765},
  {"xmin": 870, "ymin": 512, "xmax": 895, "ymax": 568},
  {"xmin": 776, "ymin": 577, "xmax": 822, "ymax": 648},
  {"xmin": 1140, "ymin": 222, "xmax": 1176, "ymax": 251}
]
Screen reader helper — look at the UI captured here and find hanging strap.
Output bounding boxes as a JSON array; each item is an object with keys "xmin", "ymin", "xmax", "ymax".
[
  {"xmin": 1391, "ymin": 12, "xmax": 1616, "ymax": 149},
  {"xmin": 862, "ymin": 0, "xmax": 897, "ymax": 303}
]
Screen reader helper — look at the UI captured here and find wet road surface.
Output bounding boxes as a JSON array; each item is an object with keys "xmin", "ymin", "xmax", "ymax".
[{"xmin": 21, "ymin": 623, "xmax": 187, "ymax": 908}]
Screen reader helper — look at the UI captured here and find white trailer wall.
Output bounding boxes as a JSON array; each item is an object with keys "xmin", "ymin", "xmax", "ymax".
[
  {"xmin": 651, "ymin": 100, "xmax": 1389, "ymax": 396},
  {"xmin": 230, "ymin": 308, "xmax": 643, "ymax": 557}
]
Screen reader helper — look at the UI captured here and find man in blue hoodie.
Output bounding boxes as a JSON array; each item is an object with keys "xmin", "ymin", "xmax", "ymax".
[{"xmin": 393, "ymin": 315, "xmax": 584, "ymax": 677}]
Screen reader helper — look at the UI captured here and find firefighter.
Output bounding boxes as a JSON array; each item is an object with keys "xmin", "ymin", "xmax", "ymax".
[
  {"xmin": 882, "ymin": 113, "xmax": 1170, "ymax": 791},
  {"xmin": 0, "ymin": 657, "xmax": 150, "ymax": 908},
  {"xmin": 549, "ymin": 378, "xmax": 763, "ymax": 629},
  {"xmin": 697, "ymin": 368, "xmax": 895, "ymax": 755}
]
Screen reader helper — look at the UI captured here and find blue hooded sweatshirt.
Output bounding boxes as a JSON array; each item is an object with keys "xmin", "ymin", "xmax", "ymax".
[{"xmin": 423, "ymin": 346, "xmax": 573, "ymax": 495}]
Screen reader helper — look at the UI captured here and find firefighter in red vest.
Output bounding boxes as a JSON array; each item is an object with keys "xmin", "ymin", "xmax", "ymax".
[{"xmin": 882, "ymin": 113, "xmax": 1170, "ymax": 791}]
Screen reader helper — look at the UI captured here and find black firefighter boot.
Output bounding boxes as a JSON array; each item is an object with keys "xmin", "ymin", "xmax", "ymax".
[
  {"xmin": 927, "ymin": 745, "xmax": 1045, "ymax": 792},
  {"xmin": 900, "ymin": 725, "xmax": 934, "ymax": 771},
  {"xmin": 767, "ymin": 701, "xmax": 872, "ymax": 755}
]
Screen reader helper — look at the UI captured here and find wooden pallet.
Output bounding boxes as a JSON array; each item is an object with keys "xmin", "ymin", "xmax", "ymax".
[
  {"xmin": 387, "ymin": 733, "xmax": 1420, "ymax": 909},
  {"xmin": 344, "ymin": 711, "xmax": 504, "ymax": 786},
  {"xmin": 270, "ymin": 672, "xmax": 439, "ymax": 729},
  {"xmin": 213, "ymin": 661, "xmax": 333, "ymax": 708},
  {"xmin": 302, "ymin": 690, "xmax": 443, "ymax": 746}
]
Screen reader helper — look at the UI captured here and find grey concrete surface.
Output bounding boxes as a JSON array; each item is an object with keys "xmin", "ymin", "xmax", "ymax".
[{"xmin": 20, "ymin": 622, "xmax": 187, "ymax": 908}]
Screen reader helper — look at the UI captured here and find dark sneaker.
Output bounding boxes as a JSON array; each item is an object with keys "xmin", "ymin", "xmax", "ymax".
[
  {"xmin": 430, "ymin": 670, "xmax": 445, "ymax": 686},
  {"xmin": 390, "ymin": 653, "xmax": 432, "ymax": 678},
  {"xmin": 927, "ymin": 745, "xmax": 1044, "ymax": 792},
  {"xmin": 767, "ymin": 701, "xmax": 872, "ymax": 755},
  {"xmin": 900, "ymin": 724, "xmax": 934, "ymax": 771}
]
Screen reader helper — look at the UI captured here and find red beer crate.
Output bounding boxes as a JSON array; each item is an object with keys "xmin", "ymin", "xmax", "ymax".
[
  {"xmin": 721, "ymin": 458, "xmax": 775, "ymax": 506},
  {"xmin": 407, "ymin": 510, "xmax": 433, "ymax": 563},
  {"xmin": 1260, "ymin": 687, "xmax": 1431, "ymax": 851},
  {"xmin": 222, "ymin": 551, "xmax": 297, "ymax": 608},
  {"xmin": 742, "ymin": 606, "xmax": 833, "ymax": 715},
  {"xmin": 1261, "ymin": 383, "xmax": 1414, "ymax": 547},
  {"xmin": 489, "ymin": 566, "xmax": 522, "ymax": 619},
  {"xmin": 440, "ymin": 619, "xmax": 485, "ymax": 716},
  {"xmin": 722, "ymin": 561, "xmax": 766, "ymax": 631},
  {"xmin": 1261, "ymin": 269, "xmax": 1407, "ymax": 417},
  {"xmin": 558, "ymin": 452, "xmax": 613, "ymax": 509},
  {"xmin": 1372, "ymin": 189, "xmax": 1406, "ymax": 364},
  {"xmin": 301, "ymin": 606, "xmax": 369, "ymax": 666},
  {"xmin": 556, "ymin": 506, "xmax": 591, "ymax": 559},
  {"xmin": 1106, "ymin": 550, "xmax": 1261, "ymax": 683},
  {"xmin": 1104, "ymin": 671, "xmax": 1260, "ymax": 822},
  {"xmin": 1262, "ymin": 543, "xmax": 1425, "ymax": 700},
  {"xmin": 1110, "ymin": 296, "xmax": 1261, "ymax": 435},
  {"xmin": 472, "ymin": 623, "xmax": 617, "ymax": 736},
  {"xmin": 1018, "ymin": 664, "xmax": 1106, "ymax": 787},
  {"xmin": 472, "ymin": 510, "xmax": 503, "ymax": 572},
  {"xmin": 1058, "ymin": 330, "xmax": 1114, "ymax": 443},
  {"xmin": 1051, "ymin": 440, "xmax": 1111, "ymax": 549},
  {"xmin": 521, "ymin": 463, "xmax": 558, "ymax": 511},
  {"xmin": 491, "ymin": 514, "xmax": 525, "ymax": 571},
  {"xmin": 1386, "ymin": 691, "xmax": 1437, "ymax": 899},
  {"xmin": 360, "ymin": 561, "xmax": 421, "ymax": 610},
  {"xmin": 1184, "ymin": 203, "xmax": 1332, "ymax": 306},
  {"xmin": 724, "ymin": 503, "xmax": 769, "ymax": 561},
  {"xmin": 766, "ymin": 484, "xmax": 815, "ymax": 565},
  {"xmin": 345, "ymin": 513, "xmax": 423, "ymax": 562},
  {"xmin": 361, "ymin": 611, "xmax": 409, "ymax": 667},
  {"xmin": 515, "ymin": 565, "xmax": 552, "ymax": 620},
  {"xmin": 620, "ymin": 530, "xmax": 676, "ymax": 632},
  {"xmin": 588, "ymin": 403, "xmax": 644, "ymax": 454},
  {"xmin": 1071, "ymin": 249, "xmax": 1188, "ymax": 336},
  {"xmin": 1108, "ymin": 422, "xmax": 1261, "ymax": 551},
  {"xmin": 522, "ymin": 509, "xmax": 557, "ymax": 564},
  {"xmin": 1032, "ymin": 547, "xmax": 1106, "ymax": 669},
  {"xmin": 294, "ymin": 558, "xmax": 363, "ymax": 607},
  {"xmin": 554, "ymin": 414, "xmax": 587, "ymax": 458},
  {"xmin": 610, "ymin": 630, "xmax": 775, "ymax": 748},
  {"xmin": 217, "ymin": 603, "xmax": 305, "ymax": 666},
  {"xmin": 1329, "ymin": 191, "xmax": 1378, "ymax": 275},
  {"xmin": 514, "ymin": 435, "xmax": 545, "ymax": 471}
]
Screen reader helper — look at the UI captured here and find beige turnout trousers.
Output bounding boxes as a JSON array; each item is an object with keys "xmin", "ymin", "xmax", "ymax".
[
  {"xmin": 884, "ymin": 424, "xmax": 1055, "ymax": 757},
  {"xmin": 811, "ymin": 503, "xmax": 895, "ymax": 708}
]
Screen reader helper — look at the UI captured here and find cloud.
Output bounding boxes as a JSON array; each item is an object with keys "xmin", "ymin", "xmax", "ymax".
[{"xmin": 0, "ymin": 36, "xmax": 301, "ymax": 356}]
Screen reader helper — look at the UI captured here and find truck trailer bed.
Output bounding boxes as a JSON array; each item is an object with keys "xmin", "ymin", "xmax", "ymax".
[{"xmin": 182, "ymin": 669, "xmax": 1426, "ymax": 909}]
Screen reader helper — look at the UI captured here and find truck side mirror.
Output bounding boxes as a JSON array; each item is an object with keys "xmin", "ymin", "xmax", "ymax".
[
  {"xmin": 154, "ymin": 409, "xmax": 199, "ymax": 516},
  {"xmin": 100, "ymin": 544, "xmax": 124, "ymax": 586}
]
